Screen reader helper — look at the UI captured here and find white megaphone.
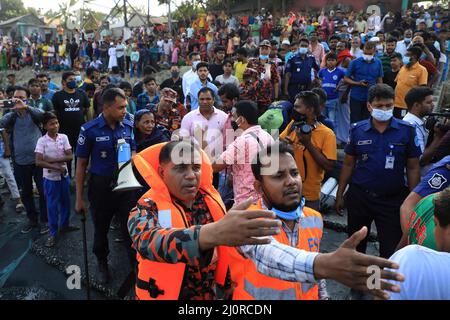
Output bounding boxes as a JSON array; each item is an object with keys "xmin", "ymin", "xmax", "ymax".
[{"xmin": 113, "ymin": 138, "xmax": 142, "ymax": 192}]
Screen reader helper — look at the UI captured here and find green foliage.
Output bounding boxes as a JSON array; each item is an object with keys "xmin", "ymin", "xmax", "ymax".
[
  {"xmin": 172, "ymin": 1, "xmax": 205, "ymax": 20},
  {"xmin": 0, "ymin": 0, "xmax": 28, "ymax": 21}
]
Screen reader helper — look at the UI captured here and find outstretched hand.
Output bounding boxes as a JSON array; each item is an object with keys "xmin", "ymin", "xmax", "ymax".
[
  {"xmin": 314, "ymin": 227, "xmax": 404, "ymax": 300},
  {"xmin": 199, "ymin": 198, "xmax": 282, "ymax": 251}
]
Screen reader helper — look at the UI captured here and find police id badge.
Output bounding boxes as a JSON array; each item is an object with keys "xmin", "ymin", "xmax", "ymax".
[{"xmin": 385, "ymin": 156, "xmax": 395, "ymax": 169}]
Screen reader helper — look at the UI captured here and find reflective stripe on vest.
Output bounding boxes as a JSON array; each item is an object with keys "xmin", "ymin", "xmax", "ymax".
[
  {"xmin": 244, "ymin": 279, "xmax": 297, "ymax": 300},
  {"xmin": 229, "ymin": 202, "xmax": 323, "ymax": 300},
  {"xmin": 301, "ymin": 216, "xmax": 323, "ymax": 230}
]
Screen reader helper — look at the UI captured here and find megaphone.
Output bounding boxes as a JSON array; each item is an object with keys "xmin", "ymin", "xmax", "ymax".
[{"xmin": 113, "ymin": 138, "xmax": 142, "ymax": 192}]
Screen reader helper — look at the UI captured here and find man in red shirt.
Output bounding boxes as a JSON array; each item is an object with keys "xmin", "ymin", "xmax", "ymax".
[{"xmin": 261, "ymin": 18, "xmax": 273, "ymax": 40}]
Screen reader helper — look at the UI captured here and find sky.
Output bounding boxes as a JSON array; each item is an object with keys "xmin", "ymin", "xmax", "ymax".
[{"xmin": 22, "ymin": 0, "xmax": 180, "ymax": 17}]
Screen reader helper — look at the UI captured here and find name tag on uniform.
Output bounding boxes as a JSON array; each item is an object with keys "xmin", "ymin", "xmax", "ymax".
[
  {"xmin": 96, "ymin": 136, "xmax": 110, "ymax": 142},
  {"xmin": 385, "ymin": 156, "xmax": 395, "ymax": 169},
  {"xmin": 158, "ymin": 210, "xmax": 172, "ymax": 228},
  {"xmin": 357, "ymin": 140, "xmax": 372, "ymax": 145}
]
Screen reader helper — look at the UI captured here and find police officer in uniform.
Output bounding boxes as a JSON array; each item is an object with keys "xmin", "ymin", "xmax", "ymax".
[
  {"xmin": 75, "ymin": 88, "xmax": 136, "ymax": 284},
  {"xmin": 336, "ymin": 84, "xmax": 421, "ymax": 259},
  {"xmin": 284, "ymin": 38, "xmax": 319, "ymax": 102}
]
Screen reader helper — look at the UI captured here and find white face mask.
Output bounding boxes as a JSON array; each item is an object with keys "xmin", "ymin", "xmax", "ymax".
[
  {"xmin": 371, "ymin": 108, "xmax": 393, "ymax": 122},
  {"xmin": 362, "ymin": 54, "xmax": 374, "ymax": 62},
  {"xmin": 192, "ymin": 60, "xmax": 200, "ymax": 71}
]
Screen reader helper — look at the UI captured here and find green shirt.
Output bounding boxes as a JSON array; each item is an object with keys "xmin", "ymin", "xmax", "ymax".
[
  {"xmin": 28, "ymin": 96, "xmax": 54, "ymax": 112},
  {"xmin": 251, "ymin": 23, "xmax": 261, "ymax": 37},
  {"xmin": 407, "ymin": 194, "xmax": 436, "ymax": 250},
  {"xmin": 379, "ymin": 53, "xmax": 392, "ymax": 75}
]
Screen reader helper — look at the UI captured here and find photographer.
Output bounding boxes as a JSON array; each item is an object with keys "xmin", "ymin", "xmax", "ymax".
[
  {"xmin": 402, "ymin": 86, "xmax": 436, "ymax": 175},
  {"xmin": 0, "ymin": 86, "xmax": 48, "ymax": 234},
  {"xmin": 279, "ymin": 91, "xmax": 337, "ymax": 211}
]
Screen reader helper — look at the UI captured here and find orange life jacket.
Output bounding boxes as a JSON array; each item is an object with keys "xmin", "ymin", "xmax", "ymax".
[
  {"xmin": 132, "ymin": 143, "xmax": 229, "ymax": 300},
  {"xmin": 228, "ymin": 200, "xmax": 323, "ymax": 300}
]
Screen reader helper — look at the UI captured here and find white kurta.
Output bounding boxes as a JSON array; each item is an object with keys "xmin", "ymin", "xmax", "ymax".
[{"xmin": 108, "ymin": 47, "xmax": 118, "ymax": 69}]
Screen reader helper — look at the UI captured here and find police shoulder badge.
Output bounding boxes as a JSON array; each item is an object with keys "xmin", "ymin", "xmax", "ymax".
[
  {"xmin": 428, "ymin": 173, "xmax": 448, "ymax": 190},
  {"xmin": 77, "ymin": 134, "xmax": 85, "ymax": 146}
]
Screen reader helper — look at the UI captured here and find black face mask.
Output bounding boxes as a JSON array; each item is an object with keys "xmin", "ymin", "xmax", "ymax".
[
  {"xmin": 231, "ymin": 120, "xmax": 239, "ymax": 131},
  {"xmin": 291, "ymin": 109, "xmax": 306, "ymax": 122}
]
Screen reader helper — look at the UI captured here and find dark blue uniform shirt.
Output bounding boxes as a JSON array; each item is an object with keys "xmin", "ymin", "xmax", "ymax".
[
  {"xmin": 76, "ymin": 114, "xmax": 136, "ymax": 177},
  {"xmin": 413, "ymin": 155, "xmax": 450, "ymax": 197},
  {"xmin": 345, "ymin": 117, "xmax": 422, "ymax": 194},
  {"xmin": 286, "ymin": 53, "xmax": 319, "ymax": 86}
]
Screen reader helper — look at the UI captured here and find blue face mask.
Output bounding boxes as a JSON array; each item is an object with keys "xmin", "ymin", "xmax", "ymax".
[
  {"xmin": 260, "ymin": 54, "xmax": 269, "ymax": 60},
  {"xmin": 371, "ymin": 108, "xmax": 393, "ymax": 122},
  {"xmin": 298, "ymin": 47, "xmax": 308, "ymax": 55},
  {"xmin": 67, "ymin": 80, "xmax": 77, "ymax": 89},
  {"xmin": 403, "ymin": 56, "xmax": 410, "ymax": 65},
  {"xmin": 268, "ymin": 198, "xmax": 305, "ymax": 221}
]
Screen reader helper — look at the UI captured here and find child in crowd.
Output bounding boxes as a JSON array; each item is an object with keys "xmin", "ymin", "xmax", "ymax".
[
  {"xmin": 136, "ymin": 76, "xmax": 160, "ymax": 111},
  {"xmin": 119, "ymin": 81, "xmax": 137, "ymax": 115},
  {"xmin": 318, "ymin": 53, "xmax": 345, "ymax": 132},
  {"xmin": 35, "ymin": 112, "xmax": 76, "ymax": 248}
]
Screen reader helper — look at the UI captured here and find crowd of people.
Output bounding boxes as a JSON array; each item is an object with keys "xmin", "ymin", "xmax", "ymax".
[{"xmin": 1, "ymin": 2, "xmax": 450, "ymax": 300}]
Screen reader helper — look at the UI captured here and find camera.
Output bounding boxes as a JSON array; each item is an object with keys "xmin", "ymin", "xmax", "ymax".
[
  {"xmin": 289, "ymin": 120, "xmax": 313, "ymax": 135},
  {"xmin": 0, "ymin": 100, "xmax": 16, "ymax": 108},
  {"xmin": 425, "ymin": 110, "xmax": 450, "ymax": 133}
]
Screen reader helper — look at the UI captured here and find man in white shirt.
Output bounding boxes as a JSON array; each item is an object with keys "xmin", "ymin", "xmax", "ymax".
[
  {"xmin": 115, "ymin": 40, "xmax": 126, "ymax": 73},
  {"xmin": 367, "ymin": 10, "xmax": 381, "ymax": 32},
  {"xmin": 182, "ymin": 52, "xmax": 212, "ymax": 109},
  {"xmin": 350, "ymin": 37, "xmax": 364, "ymax": 59},
  {"xmin": 396, "ymin": 29, "xmax": 413, "ymax": 58},
  {"xmin": 388, "ymin": 187, "xmax": 450, "ymax": 300},
  {"xmin": 402, "ymin": 86, "xmax": 437, "ymax": 176}
]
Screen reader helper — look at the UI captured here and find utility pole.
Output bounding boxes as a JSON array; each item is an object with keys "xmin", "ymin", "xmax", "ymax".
[
  {"xmin": 168, "ymin": 0, "xmax": 172, "ymax": 34},
  {"xmin": 148, "ymin": 0, "xmax": 150, "ymax": 27},
  {"xmin": 123, "ymin": 0, "xmax": 128, "ymax": 27}
]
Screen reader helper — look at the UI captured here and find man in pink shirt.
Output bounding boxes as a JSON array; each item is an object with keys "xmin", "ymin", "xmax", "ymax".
[
  {"xmin": 309, "ymin": 31, "xmax": 325, "ymax": 66},
  {"xmin": 179, "ymin": 87, "xmax": 228, "ymax": 161},
  {"xmin": 212, "ymin": 100, "xmax": 274, "ymax": 205}
]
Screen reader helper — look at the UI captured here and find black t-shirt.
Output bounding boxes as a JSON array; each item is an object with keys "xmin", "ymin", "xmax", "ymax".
[
  {"xmin": 383, "ymin": 69, "xmax": 399, "ymax": 90},
  {"xmin": 208, "ymin": 62, "xmax": 224, "ymax": 81},
  {"xmin": 160, "ymin": 77, "xmax": 184, "ymax": 103},
  {"xmin": 52, "ymin": 89, "xmax": 90, "ymax": 140}
]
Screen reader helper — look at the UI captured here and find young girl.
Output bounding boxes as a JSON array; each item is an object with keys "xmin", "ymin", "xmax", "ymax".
[
  {"xmin": 134, "ymin": 109, "xmax": 170, "ymax": 153},
  {"xmin": 35, "ymin": 112, "xmax": 75, "ymax": 248}
]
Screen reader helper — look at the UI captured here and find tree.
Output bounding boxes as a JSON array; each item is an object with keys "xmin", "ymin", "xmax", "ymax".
[
  {"xmin": 0, "ymin": 0, "xmax": 28, "ymax": 21},
  {"xmin": 172, "ymin": 1, "xmax": 205, "ymax": 21}
]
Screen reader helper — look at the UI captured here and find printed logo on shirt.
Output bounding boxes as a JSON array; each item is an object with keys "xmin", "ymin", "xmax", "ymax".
[
  {"xmin": 63, "ymin": 98, "xmax": 81, "ymax": 112},
  {"xmin": 96, "ymin": 136, "xmax": 110, "ymax": 142},
  {"xmin": 428, "ymin": 173, "xmax": 448, "ymax": 190}
]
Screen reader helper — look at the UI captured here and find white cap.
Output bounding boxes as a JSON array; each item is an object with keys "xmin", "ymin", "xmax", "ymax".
[
  {"xmin": 369, "ymin": 36, "xmax": 380, "ymax": 42},
  {"xmin": 282, "ymin": 39, "xmax": 291, "ymax": 45}
]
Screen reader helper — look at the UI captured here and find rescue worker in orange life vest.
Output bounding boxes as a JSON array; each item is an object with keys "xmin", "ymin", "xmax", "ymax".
[
  {"xmin": 228, "ymin": 141, "xmax": 327, "ymax": 299},
  {"xmin": 128, "ymin": 140, "xmax": 283, "ymax": 300},
  {"xmin": 228, "ymin": 141, "xmax": 406, "ymax": 300},
  {"xmin": 128, "ymin": 140, "xmax": 405, "ymax": 300}
]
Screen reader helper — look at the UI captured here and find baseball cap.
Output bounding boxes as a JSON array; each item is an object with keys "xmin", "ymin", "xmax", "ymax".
[
  {"xmin": 161, "ymin": 87, "xmax": 178, "ymax": 103},
  {"xmin": 282, "ymin": 39, "xmax": 291, "ymax": 46},
  {"xmin": 258, "ymin": 108, "xmax": 284, "ymax": 132},
  {"xmin": 260, "ymin": 40, "xmax": 271, "ymax": 47}
]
